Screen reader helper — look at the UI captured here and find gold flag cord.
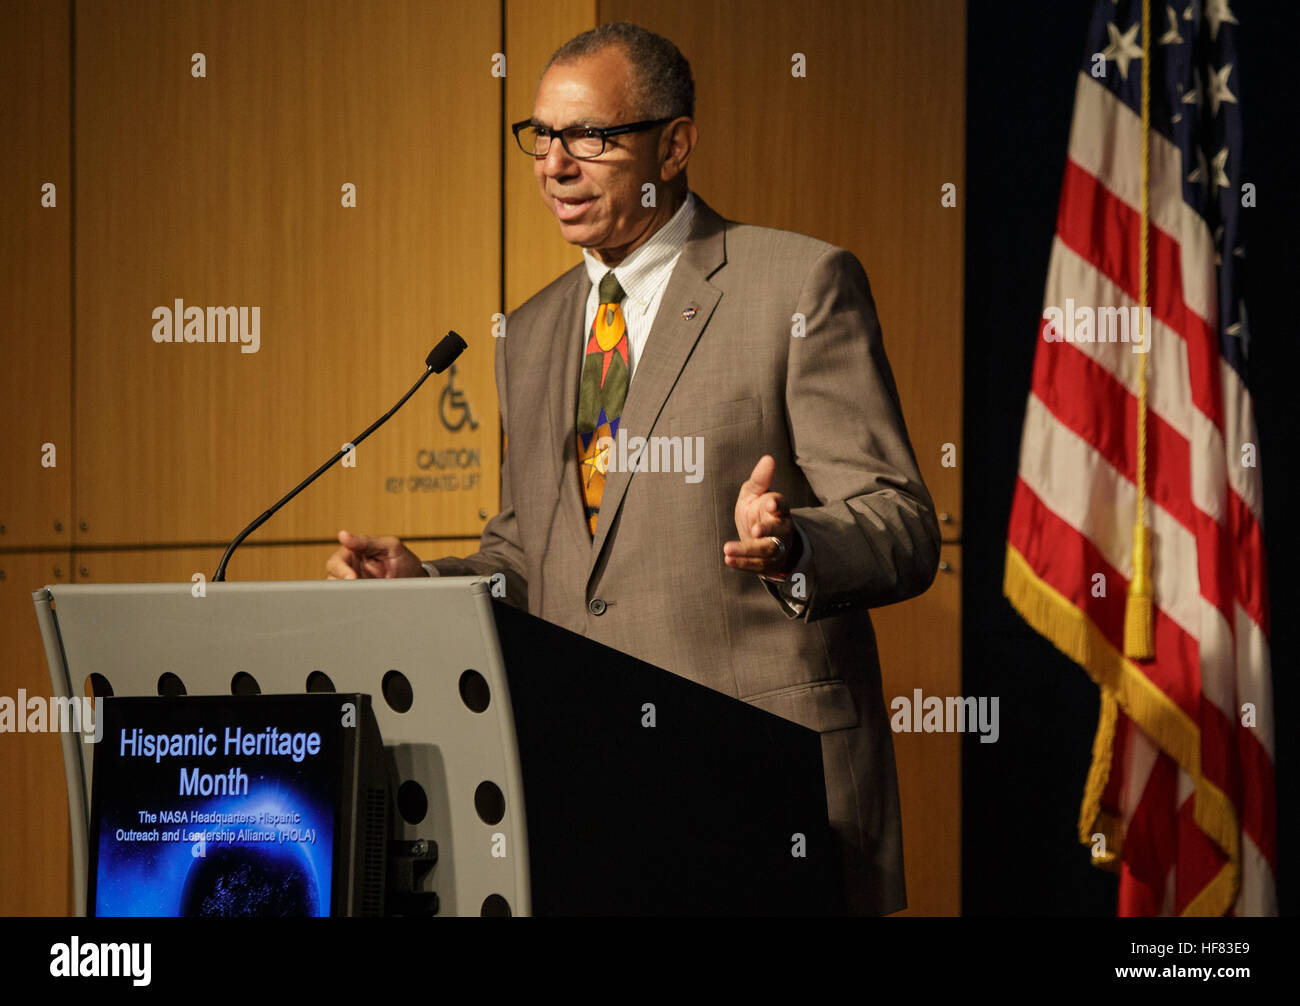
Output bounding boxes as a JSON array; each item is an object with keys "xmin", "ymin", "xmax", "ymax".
[{"xmin": 1124, "ymin": 0, "xmax": 1155, "ymax": 659}]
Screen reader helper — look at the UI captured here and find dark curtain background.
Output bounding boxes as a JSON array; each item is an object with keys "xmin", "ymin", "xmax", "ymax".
[{"xmin": 963, "ymin": 0, "xmax": 1297, "ymax": 915}]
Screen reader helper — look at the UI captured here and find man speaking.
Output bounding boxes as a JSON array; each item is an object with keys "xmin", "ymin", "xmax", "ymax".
[{"xmin": 326, "ymin": 22, "xmax": 940, "ymax": 915}]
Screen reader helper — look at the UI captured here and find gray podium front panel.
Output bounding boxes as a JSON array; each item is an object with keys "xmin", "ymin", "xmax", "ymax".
[{"xmin": 33, "ymin": 577, "xmax": 528, "ymax": 918}]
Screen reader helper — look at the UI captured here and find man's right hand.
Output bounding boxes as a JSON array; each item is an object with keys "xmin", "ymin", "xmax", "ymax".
[{"xmin": 326, "ymin": 530, "xmax": 427, "ymax": 580}]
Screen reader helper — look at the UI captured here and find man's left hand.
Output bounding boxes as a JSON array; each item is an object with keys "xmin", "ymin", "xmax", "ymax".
[{"xmin": 724, "ymin": 455, "xmax": 799, "ymax": 576}]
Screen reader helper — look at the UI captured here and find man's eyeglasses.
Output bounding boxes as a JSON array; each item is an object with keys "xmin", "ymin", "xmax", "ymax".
[{"xmin": 512, "ymin": 118, "xmax": 671, "ymax": 159}]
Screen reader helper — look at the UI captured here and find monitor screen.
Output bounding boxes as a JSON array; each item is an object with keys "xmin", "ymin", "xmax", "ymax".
[{"xmin": 88, "ymin": 693, "xmax": 361, "ymax": 917}]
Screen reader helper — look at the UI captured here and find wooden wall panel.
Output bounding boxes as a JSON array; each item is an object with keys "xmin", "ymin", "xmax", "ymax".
[
  {"xmin": 598, "ymin": 0, "xmax": 965, "ymax": 914},
  {"xmin": 0, "ymin": 1, "xmax": 75, "ymax": 919},
  {"xmin": 0, "ymin": 552, "xmax": 74, "ymax": 916},
  {"xmin": 504, "ymin": 0, "xmax": 594, "ymax": 311},
  {"xmin": 0, "ymin": 0, "xmax": 72, "ymax": 548},
  {"xmin": 872, "ymin": 543, "xmax": 963, "ymax": 915},
  {"xmin": 73, "ymin": 0, "xmax": 502, "ymax": 548}
]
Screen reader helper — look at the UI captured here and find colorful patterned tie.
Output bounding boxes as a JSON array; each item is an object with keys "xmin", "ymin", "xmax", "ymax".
[{"xmin": 576, "ymin": 271, "xmax": 628, "ymax": 536}]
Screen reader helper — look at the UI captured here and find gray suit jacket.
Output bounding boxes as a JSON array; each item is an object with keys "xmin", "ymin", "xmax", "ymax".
[{"xmin": 427, "ymin": 196, "xmax": 940, "ymax": 914}]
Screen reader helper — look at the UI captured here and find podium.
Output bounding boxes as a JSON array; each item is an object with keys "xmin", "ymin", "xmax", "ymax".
[{"xmin": 34, "ymin": 578, "xmax": 839, "ymax": 916}]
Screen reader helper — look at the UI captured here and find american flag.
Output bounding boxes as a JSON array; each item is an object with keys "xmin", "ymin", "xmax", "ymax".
[{"xmin": 1004, "ymin": 0, "xmax": 1276, "ymax": 915}]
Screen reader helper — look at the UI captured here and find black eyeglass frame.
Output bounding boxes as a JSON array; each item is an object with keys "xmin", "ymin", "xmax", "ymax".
[{"xmin": 511, "ymin": 118, "xmax": 673, "ymax": 159}]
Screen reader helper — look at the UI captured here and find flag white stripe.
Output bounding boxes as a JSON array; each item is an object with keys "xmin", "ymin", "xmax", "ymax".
[
  {"xmin": 1120, "ymin": 725, "xmax": 1159, "ymax": 825},
  {"xmin": 1236, "ymin": 831, "xmax": 1278, "ymax": 916},
  {"xmin": 1235, "ymin": 603, "xmax": 1275, "ymax": 759},
  {"xmin": 1221, "ymin": 360, "xmax": 1266, "ymax": 522},
  {"xmin": 1198, "ymin": 597, "xmax": 1239, "ymax": 725}
]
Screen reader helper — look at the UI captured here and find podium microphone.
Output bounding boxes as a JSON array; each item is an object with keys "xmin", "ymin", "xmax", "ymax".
[{"xmin": 213, "ymin": 331, "xmax": 467, "ymax": 582}]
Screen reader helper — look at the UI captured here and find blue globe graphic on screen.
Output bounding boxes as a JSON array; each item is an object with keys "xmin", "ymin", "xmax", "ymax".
[{"xmin": 179, "ymin": 843, "xmax": 320, "ymax": 917}]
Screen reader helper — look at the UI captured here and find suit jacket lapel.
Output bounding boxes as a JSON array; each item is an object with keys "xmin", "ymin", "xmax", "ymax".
[
  {"xmin": 588, "ymin": 199, "xmax": 728, "ymax": 574},
  {"xmin": 542, "ymin": 265, "xmax": 592, "ymax": 551}
]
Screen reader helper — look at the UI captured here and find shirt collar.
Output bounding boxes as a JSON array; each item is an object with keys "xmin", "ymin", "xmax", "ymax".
[{"xmin": 582, "ymin": 191, "xmax": 696, "ymax": 306}]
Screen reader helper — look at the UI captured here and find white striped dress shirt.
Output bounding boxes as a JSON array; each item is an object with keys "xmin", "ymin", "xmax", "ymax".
[{"xmin": 579, "ymin": 191, "xmax": 697, "ymax": 380}]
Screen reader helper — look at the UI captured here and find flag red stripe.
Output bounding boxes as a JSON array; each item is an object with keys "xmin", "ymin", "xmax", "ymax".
[
  {"xmin": 1116, "ymin": 749, "xmax": 1180, "ymax": 915},
  {"xmin": 1199, "ymin": 695, "xmax": 1277, "ymax": 868},
  {"xmin": 1237, "ymin": 714, "xmax": 1278, "ymax": 867},
  {"xmin": 1228, "ymin": 490, "xmax": 1270, "ymax": 638}
]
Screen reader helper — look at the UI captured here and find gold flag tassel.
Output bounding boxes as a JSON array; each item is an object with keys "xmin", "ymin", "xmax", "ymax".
[{"xmin": 1124, "ymin": 0, "xmax": 1154, "ymax": 660}]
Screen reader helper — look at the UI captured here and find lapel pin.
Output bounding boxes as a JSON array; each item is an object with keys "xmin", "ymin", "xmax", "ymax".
[{"xmin": 681, "ymin": 304, "xmax": 698, "ymax": 320}]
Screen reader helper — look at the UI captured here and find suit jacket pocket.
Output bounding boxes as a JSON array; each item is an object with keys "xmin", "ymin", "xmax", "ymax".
[
  {"xmin": 667, "ymin": 396, "xmax": 762, "ymax": 435},
  {"xmin": 743, "ymin": 679, "xmax": 860, "ymax": 733}
]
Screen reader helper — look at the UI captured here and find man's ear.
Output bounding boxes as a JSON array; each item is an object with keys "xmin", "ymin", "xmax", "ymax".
[{"xmin": 660, "ymin": 117, "xmax": 698, "ymax": 182}]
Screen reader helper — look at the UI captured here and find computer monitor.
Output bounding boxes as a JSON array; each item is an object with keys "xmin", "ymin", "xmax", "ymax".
[{"xmin": 87, "ymin": 693, "xmax": 388, "ymax": 917}]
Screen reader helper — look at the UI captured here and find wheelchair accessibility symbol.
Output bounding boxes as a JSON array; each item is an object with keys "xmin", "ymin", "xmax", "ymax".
[{"xmin": 439, "ymin": 363, "xmax": 479, "ymax": 432}]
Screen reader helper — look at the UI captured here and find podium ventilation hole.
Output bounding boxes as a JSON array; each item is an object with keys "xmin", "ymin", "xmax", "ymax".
[
  {"xmin": 480, "ymin": 894, "xmax": 511, "ymax": 917},
  {"xmin": 231, "ymin": 671, "xmax": 261, "ymax": 696},
  {"xmin": 157, "ymin": 672, "xmax": 186, "ymax": 697},
  {"xmin": 85, "ymin": 673, "xmax": 113, "ymax": 699},
  {"xmin": 458, "ymin": 670, "xmax": 490, "ymax": 713},
  {"xmin": 474, "ymin": 781, "xmax": 505, "ymax": 826},
  {"xmin": 382, "ymin": 670, "xmax": 413, "ymax": 713},
  {"xmin": 306, "ymin": 670, "xmax": 335, "ymax": 693},
  {"xmin": 397, "ymin": 780, "xmax": 429, "ymax": 825}
]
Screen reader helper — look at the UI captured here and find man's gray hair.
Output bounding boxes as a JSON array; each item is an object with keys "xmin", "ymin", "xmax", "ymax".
[{"xmin": 544, "ymin": 22, "xmax": 694, "ymax": 121}]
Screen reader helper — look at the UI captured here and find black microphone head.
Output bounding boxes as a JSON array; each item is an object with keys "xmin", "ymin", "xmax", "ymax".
[{"xmin": 427, "ymin": 331, "xmax": 467, "ymax": 373}]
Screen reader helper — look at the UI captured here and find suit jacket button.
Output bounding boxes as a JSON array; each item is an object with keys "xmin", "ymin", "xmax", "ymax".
[{"xmin": 588, "ymin": 597, "xmax": 607, "ymax": 616}]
